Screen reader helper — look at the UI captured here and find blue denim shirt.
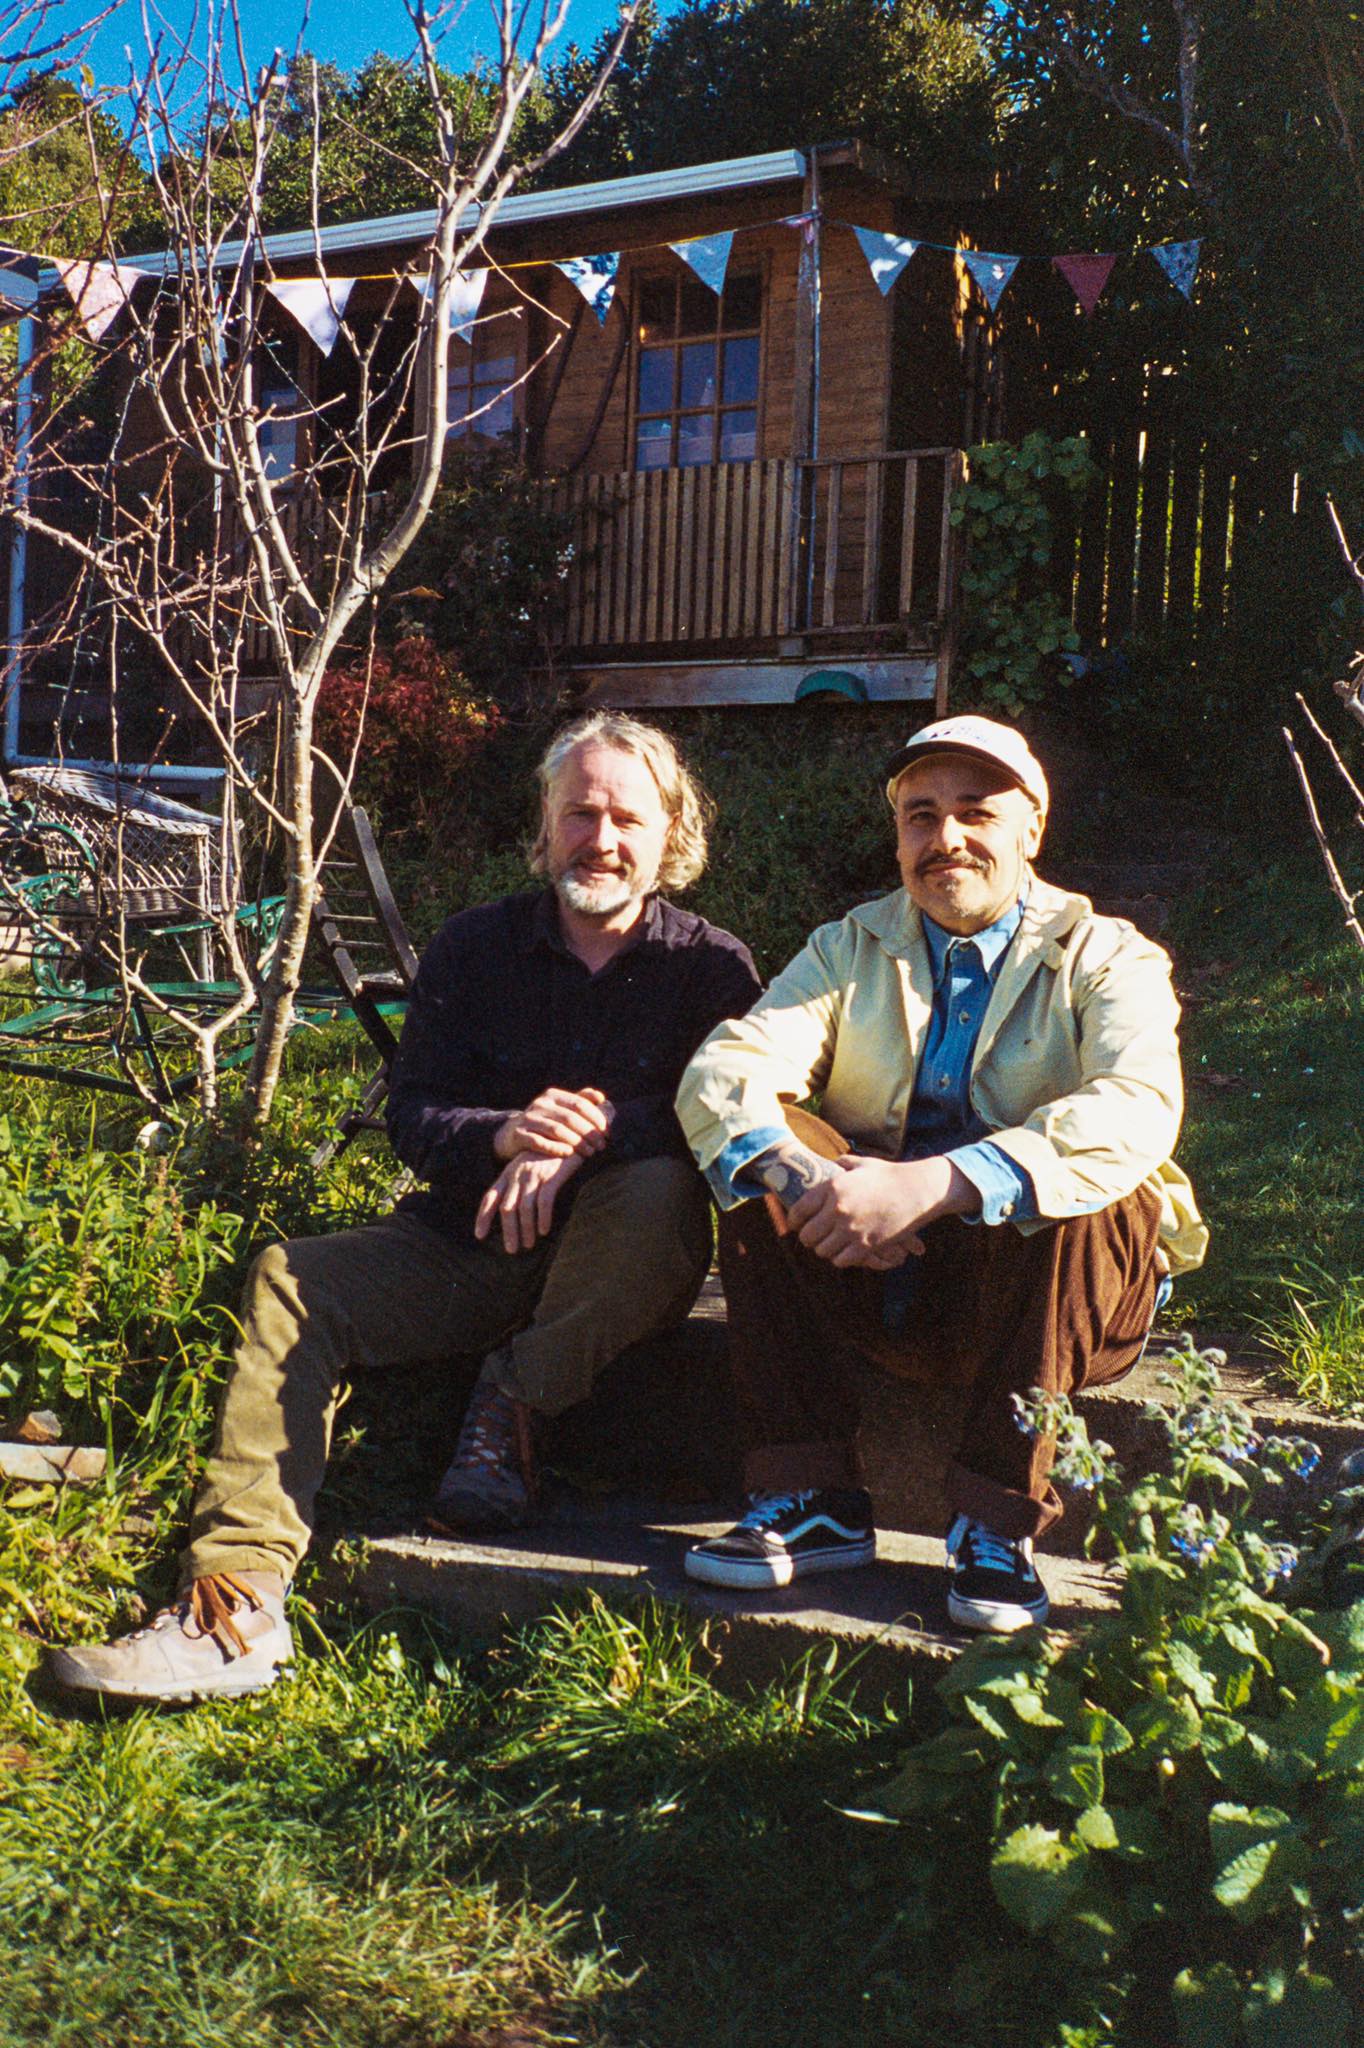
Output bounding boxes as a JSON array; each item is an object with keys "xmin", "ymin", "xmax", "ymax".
[{"xmin": 717, "ymin": 899, "xmax": 1036, "ymax": 1225}]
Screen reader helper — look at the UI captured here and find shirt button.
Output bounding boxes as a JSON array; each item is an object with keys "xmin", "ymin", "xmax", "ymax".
[
  {"xmin": 937, "ymin": 1074, "xmax": 950, "ymax": 1090},
  {"xmin": 958, "ymin": 1009, "xmax": 971, "ymax": 1025}
]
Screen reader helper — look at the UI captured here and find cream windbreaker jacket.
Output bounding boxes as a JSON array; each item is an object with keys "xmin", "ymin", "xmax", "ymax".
[{"xmin": 676, "ymin": 873, "xmax": 1208, "ymax": 1276}]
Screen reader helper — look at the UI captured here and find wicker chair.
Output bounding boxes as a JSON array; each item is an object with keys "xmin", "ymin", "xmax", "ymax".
[{"xmin": 6, "ymin": 765, "xmax": 233, "ymax": 926}]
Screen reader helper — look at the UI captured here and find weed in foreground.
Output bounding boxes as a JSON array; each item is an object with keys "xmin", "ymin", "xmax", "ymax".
[{"xmin": 1258, "ymin": 1266, "xmax": 1364, "ymax": 1411}]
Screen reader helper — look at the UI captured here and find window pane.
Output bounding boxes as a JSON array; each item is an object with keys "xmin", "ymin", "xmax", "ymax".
[
  {"xmin": 677, "ymin": 414, "xmax": 715, "ymax": 466},
  {"xmin": 677, "ymin": 279, "xmax": 715, "ymax": 337},
  {"xmin": 258, "ymin": 420, "xmax": 297, "ymax": 480},
  {"xmin": 722, "ymin": 335, "xmax": 760, "ymax": 405},
  {"xmin": 719, "ymin": 409, "xmax": 757, "ymax": 462},
  {"xmin": 637, "ymin": 345, "xmax": 674, "ymax": 415},
  {"xmin": 636, "ymin": 416, "xmax": 673, "ymax": 469},
  {"xmin": 637, "ymin": 277, "xmax": 674, "ymax": 343},
  {"xmin": 474, "ymin": 354, "xmax": 517, "ymax": 391},
  {"xmin": 258, "ymin": 381, "xmax": 297, "ymax": 479},
  {"xmin": 679, "ymin": 340, "xmax": 717, "ymax": 410},
  {"xmin": 720, "ymin": 274, "xmax": 761, "ymax": 331}
]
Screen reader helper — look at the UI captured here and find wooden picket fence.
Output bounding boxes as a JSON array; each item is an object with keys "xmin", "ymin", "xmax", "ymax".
[{"xmin": 1048, "ymin": 375, "xmax": 1321, "ymax": 651}]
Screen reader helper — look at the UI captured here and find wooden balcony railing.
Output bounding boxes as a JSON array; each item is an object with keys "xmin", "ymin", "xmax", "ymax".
[
  {"xmin": 539, "ymin": 447, "xmax": 963, "ymax": 655},
  {"xmin": 228, "ymin": 448, "xmax": 964, "ymax": 672}
]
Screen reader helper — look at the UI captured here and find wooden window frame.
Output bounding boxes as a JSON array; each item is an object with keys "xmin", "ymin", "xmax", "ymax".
[
  {"xmin": 445, "ymin": 298, "xmax": 526, "ymax": 451},
  {"xmin": 628, "ymin": 257, "xmax": 767, "ymax": 473}
]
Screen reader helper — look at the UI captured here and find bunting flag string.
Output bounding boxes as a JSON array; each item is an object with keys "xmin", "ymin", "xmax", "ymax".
[
  {"xmin": 1053, "ymin": 252, "xmax": 1117, "ymax": 318},
  {"xmin": 5, "ymin": 213, "xmax": 1205, "ymax": 351},
  {"xmin": 852, "ymin": 227, "xmax": 919, "ymax": 296},
  {"xmin": 555, "ymin": 251, "xmax": 619, "ymax": 326},
  {"xmin": 669, "ymin": 231, "xmax": 733, "ymax": 299}
]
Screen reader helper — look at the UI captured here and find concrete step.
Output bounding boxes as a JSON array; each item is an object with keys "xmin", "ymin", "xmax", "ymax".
[
  {"xmin": 324, "ymin": 1503, "xmax": 1118, "ymax": 1700},
  {"xmin": 323, "ymin": 1279, "xmax": 1360, "ymax": 1696}
]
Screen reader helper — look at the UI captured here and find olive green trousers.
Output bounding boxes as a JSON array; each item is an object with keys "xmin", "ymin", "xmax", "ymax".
[{"xmin": 182, "ymin": 1157, "xmax": 712, "ymax": 1586}]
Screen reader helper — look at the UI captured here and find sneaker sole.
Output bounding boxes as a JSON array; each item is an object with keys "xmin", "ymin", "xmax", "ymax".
[
  {"xmin": 45, "ymin": 1648, "xmax": 293, "ymax": 1702},
  {"xmin": 684, "ymin": 1537, "xmax": 876, "ymax": 1590},
  {"xmin": 427, "ymin": 1493, "xmax": 531, "ymax": 1535},
  {"xmin": 947, "ymin": 1589, "xmax": 1049, "ymax": 1633}
]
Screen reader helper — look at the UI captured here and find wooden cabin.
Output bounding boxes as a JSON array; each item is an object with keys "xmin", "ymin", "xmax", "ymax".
[{"xmin": 7, "ymin": 141, "xmax": 1020, "ymax": 766}]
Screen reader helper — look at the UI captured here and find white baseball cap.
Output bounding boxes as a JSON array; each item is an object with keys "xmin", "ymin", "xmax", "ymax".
[{"xmin": 884, "ymin": 714, "xmax": 1050, "ymax": 815}]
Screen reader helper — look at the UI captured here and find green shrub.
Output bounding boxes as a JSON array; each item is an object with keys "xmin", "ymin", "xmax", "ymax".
[
  {"xmin": 871, "ymin": 1342, "xmax": 1364, "ymax": 2046},
  {"xmin": 951, "ymin": 432, "xmax": 1096, "ymax": 717}
]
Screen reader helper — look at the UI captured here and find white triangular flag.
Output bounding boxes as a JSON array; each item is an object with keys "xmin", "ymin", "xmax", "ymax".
[
  {"xmin": 263, "ymin": 276, "xmax": 356, "ymax": 357},
  {"xmin": 556, "ymin": 252, "xmax": 619, "ymax": 327},
  {"xmin": 669, "ymin": 232, "xmax": 733, "ymax": 297},
  {"xmin": 54, "ymin": 259, "xmax": 148, "ymax": 341},
  {"xmin": 414, "ymin": 266, "xmax": 490, "ymax": 342},
  {"xmin": 852, "ymin": 227, "xmax": 919, "ymax": 295}
]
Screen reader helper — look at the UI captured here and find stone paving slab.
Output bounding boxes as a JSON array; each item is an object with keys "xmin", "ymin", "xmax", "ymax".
[{"xmin": 326, "ymin": 1507, "xmax": 1118, "ymax": 1700}]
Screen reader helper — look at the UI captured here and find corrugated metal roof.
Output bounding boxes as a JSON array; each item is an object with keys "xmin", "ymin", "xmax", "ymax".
[{"xmin": 128, "ymin": 149, "xmax": 808, "ymax": 271}]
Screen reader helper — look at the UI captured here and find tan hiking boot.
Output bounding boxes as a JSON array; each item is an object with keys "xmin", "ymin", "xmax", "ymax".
[
  {"xmin": 46, "ymin": 1572, "xmax": 293, "ymax": 1702},
  {"xmin": 428, "ymin": 1377, "xmax": 538, "ymax": 1533}
]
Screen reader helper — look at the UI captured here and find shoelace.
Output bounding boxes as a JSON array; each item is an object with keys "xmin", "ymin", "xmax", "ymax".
[
  {"xmin": 122, "ymin": 1573, "xmax": 265, "ymax": 1659},
  {"xmin": 738, "ymin": 1489, "xmax": 816, "ymax": 1531},
  {"xmin": 950, "ymin": 1519, "xmax": 1023, "ymax": 1575},
  {"xmin": 454, "ymin": 1385, "xmax": 517, "ymax": 1474}
]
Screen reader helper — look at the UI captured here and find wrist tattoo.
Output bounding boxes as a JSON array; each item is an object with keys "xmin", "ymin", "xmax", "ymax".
[{"xmin": 744, "ymin": 1139, "xmax": 838, "ymax": 1209}]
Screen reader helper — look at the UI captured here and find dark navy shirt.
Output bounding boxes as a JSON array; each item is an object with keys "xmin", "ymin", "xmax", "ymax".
[{"xmin": 387, "ymin": 888, "xmax": 762, "ymax": 1240}]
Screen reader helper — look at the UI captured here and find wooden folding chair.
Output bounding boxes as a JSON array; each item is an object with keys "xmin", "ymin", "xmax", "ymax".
[{"xmin": 310, "ymin": 804, "xmax": 419, "ymax": 1165}]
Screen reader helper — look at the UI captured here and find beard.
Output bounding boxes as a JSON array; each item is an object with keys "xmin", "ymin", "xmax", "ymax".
[{"xmin": 553, "ymin": 861, "xmax": 649, "ymax": 919}]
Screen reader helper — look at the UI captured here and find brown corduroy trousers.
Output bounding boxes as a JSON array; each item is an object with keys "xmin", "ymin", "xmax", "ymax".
[{"xmin": 717, "ymin": 1174, "xmax": 1164, "ymax": 1539}]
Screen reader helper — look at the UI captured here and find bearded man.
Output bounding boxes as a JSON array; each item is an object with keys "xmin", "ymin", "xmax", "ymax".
[
  {"xmin": 50, "ymin": 712, "xmax": 759, "ymax": 1701},
  {"xmin": 677, "ymin": 715, "xmax": 1206, "ymax": 1633}
]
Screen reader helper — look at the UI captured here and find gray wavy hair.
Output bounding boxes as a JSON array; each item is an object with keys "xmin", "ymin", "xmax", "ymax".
[{"xmin": 530, "ymin": 711, "xmax": 711, "ymax": 891}]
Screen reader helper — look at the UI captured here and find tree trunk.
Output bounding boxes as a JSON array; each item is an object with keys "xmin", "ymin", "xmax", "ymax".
[{"xmin": 245, "ymin": 696, "xmax": 316, "ymax": 1122}]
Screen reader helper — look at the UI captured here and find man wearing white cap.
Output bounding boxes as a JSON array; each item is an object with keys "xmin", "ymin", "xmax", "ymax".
[{"xmin": 676, "ymin": 714, "xmax": 1207, "ymax": 1630}]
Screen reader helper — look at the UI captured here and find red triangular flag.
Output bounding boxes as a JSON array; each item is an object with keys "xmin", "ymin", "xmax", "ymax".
[{"xmin": 1053, "ymin": 252, "xmax": 1116, "ymax": 317}]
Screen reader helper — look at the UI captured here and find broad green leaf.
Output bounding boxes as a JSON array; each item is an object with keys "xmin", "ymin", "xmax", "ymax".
[
  {"xmin": 1127, "ymin": 1694, "xmax": 1202, "ymax": 1753},
  {"xmin": 1075, "ymin": 1804, "xmax": 1118, "ymax": 1851},
  {"xmin": 989, "ymin": 1824, "xmax": 1087, "ymax": 1933},
  {"xmin": 1076, "ymin": 1706, "xmax": 1134, "ymax": 1756},
  {"xmin": 1172, "ymin": 1962, "xmax": 1243, "ymax": 2048},
  {"xmin": 1011, "ymin": 1688, "xmax": 1065, "ymax": 1728},
  {"xmin": 1243, "ymin": 1970, "xmax": 1354, "ymax": 2048},
  {"xmin": 1168, "ymin": 1640, "xmax": 1220, "ymax": 1706},
  {"xmin": 1043, "ymin": 1743, "xmax": 1105, "ymax": 1810}
]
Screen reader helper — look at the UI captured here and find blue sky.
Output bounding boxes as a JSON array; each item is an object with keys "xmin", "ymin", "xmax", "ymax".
[{"xmin": 71, "ymin": 0, "xmax": 638, "ymax": 94}]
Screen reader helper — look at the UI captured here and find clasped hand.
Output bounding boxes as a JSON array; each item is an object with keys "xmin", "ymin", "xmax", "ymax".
[
  {"xmin": 787, "ymin": 1155, "xmax": 963, "ymax": 1269},
  {"xmin": 479, "ymin": 1086, "xmax": 615, "ymax": 1252}
]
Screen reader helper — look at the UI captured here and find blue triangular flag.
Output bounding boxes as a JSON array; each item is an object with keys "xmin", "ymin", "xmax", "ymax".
[
  {"xmin": 1150, "ymin": 239, "xmax": 1200, "ymax": 299},
  {"xmin": 962, "ymin": 250, "xmax": 1020, "ymax": 314},
  {"xmin": 853, "ymin": 227, "xmax": 919, "ymax": 295},
  {"xmin": 669, "ymin": 232, "xmax": 733, "ymax": 298},
  {"xmin": 557, "ymin": 252, "xmax": 620, "ymax": 326}
]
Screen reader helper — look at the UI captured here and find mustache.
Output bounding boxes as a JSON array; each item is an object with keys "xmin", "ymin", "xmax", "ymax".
[{"xmin": 917, "ymin": 854, "xmax": 988, "ymax": 876}]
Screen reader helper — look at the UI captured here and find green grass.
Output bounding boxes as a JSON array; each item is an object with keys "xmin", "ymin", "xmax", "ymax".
[
  {"xmin": 1159, "ymin": 846, "xmax": 1364, "ymax": 1389},
  {"xmin": 2, "ymin": 1594, "xmax": 1039, "ymax": 2048}
]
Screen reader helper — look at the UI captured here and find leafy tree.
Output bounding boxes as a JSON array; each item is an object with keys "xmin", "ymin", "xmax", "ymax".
[
  {"xmin": 0, "ymin": 70, "xmax": 155, "ymax": 256},
  {"xmin": 527, "ymin": 0, "xmax": 1004, "ymax": 183}
]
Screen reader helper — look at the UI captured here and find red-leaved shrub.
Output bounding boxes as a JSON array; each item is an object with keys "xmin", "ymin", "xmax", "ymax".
[{"xmin": 316, "ymin": 638, "xmax": 500, "ymax": 836}]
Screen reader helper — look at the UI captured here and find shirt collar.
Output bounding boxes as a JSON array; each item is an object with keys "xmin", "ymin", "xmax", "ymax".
[
  {"xmin": 528, "ymin": 886, "xmax": 663, "ymax": 960},
  {"xmin": 922, "ymin": 893, "xmax": 1026, "ymax": 985}
]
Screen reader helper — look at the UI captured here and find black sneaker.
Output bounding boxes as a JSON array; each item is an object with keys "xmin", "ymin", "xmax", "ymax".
[
  {"xmin": 685, "ymin": 1488, "xmax": 876, "ymax": 1589},
  {"xmin": 945, "ymin": 1514, "xmax": 1050, "ymax": 1632}
]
